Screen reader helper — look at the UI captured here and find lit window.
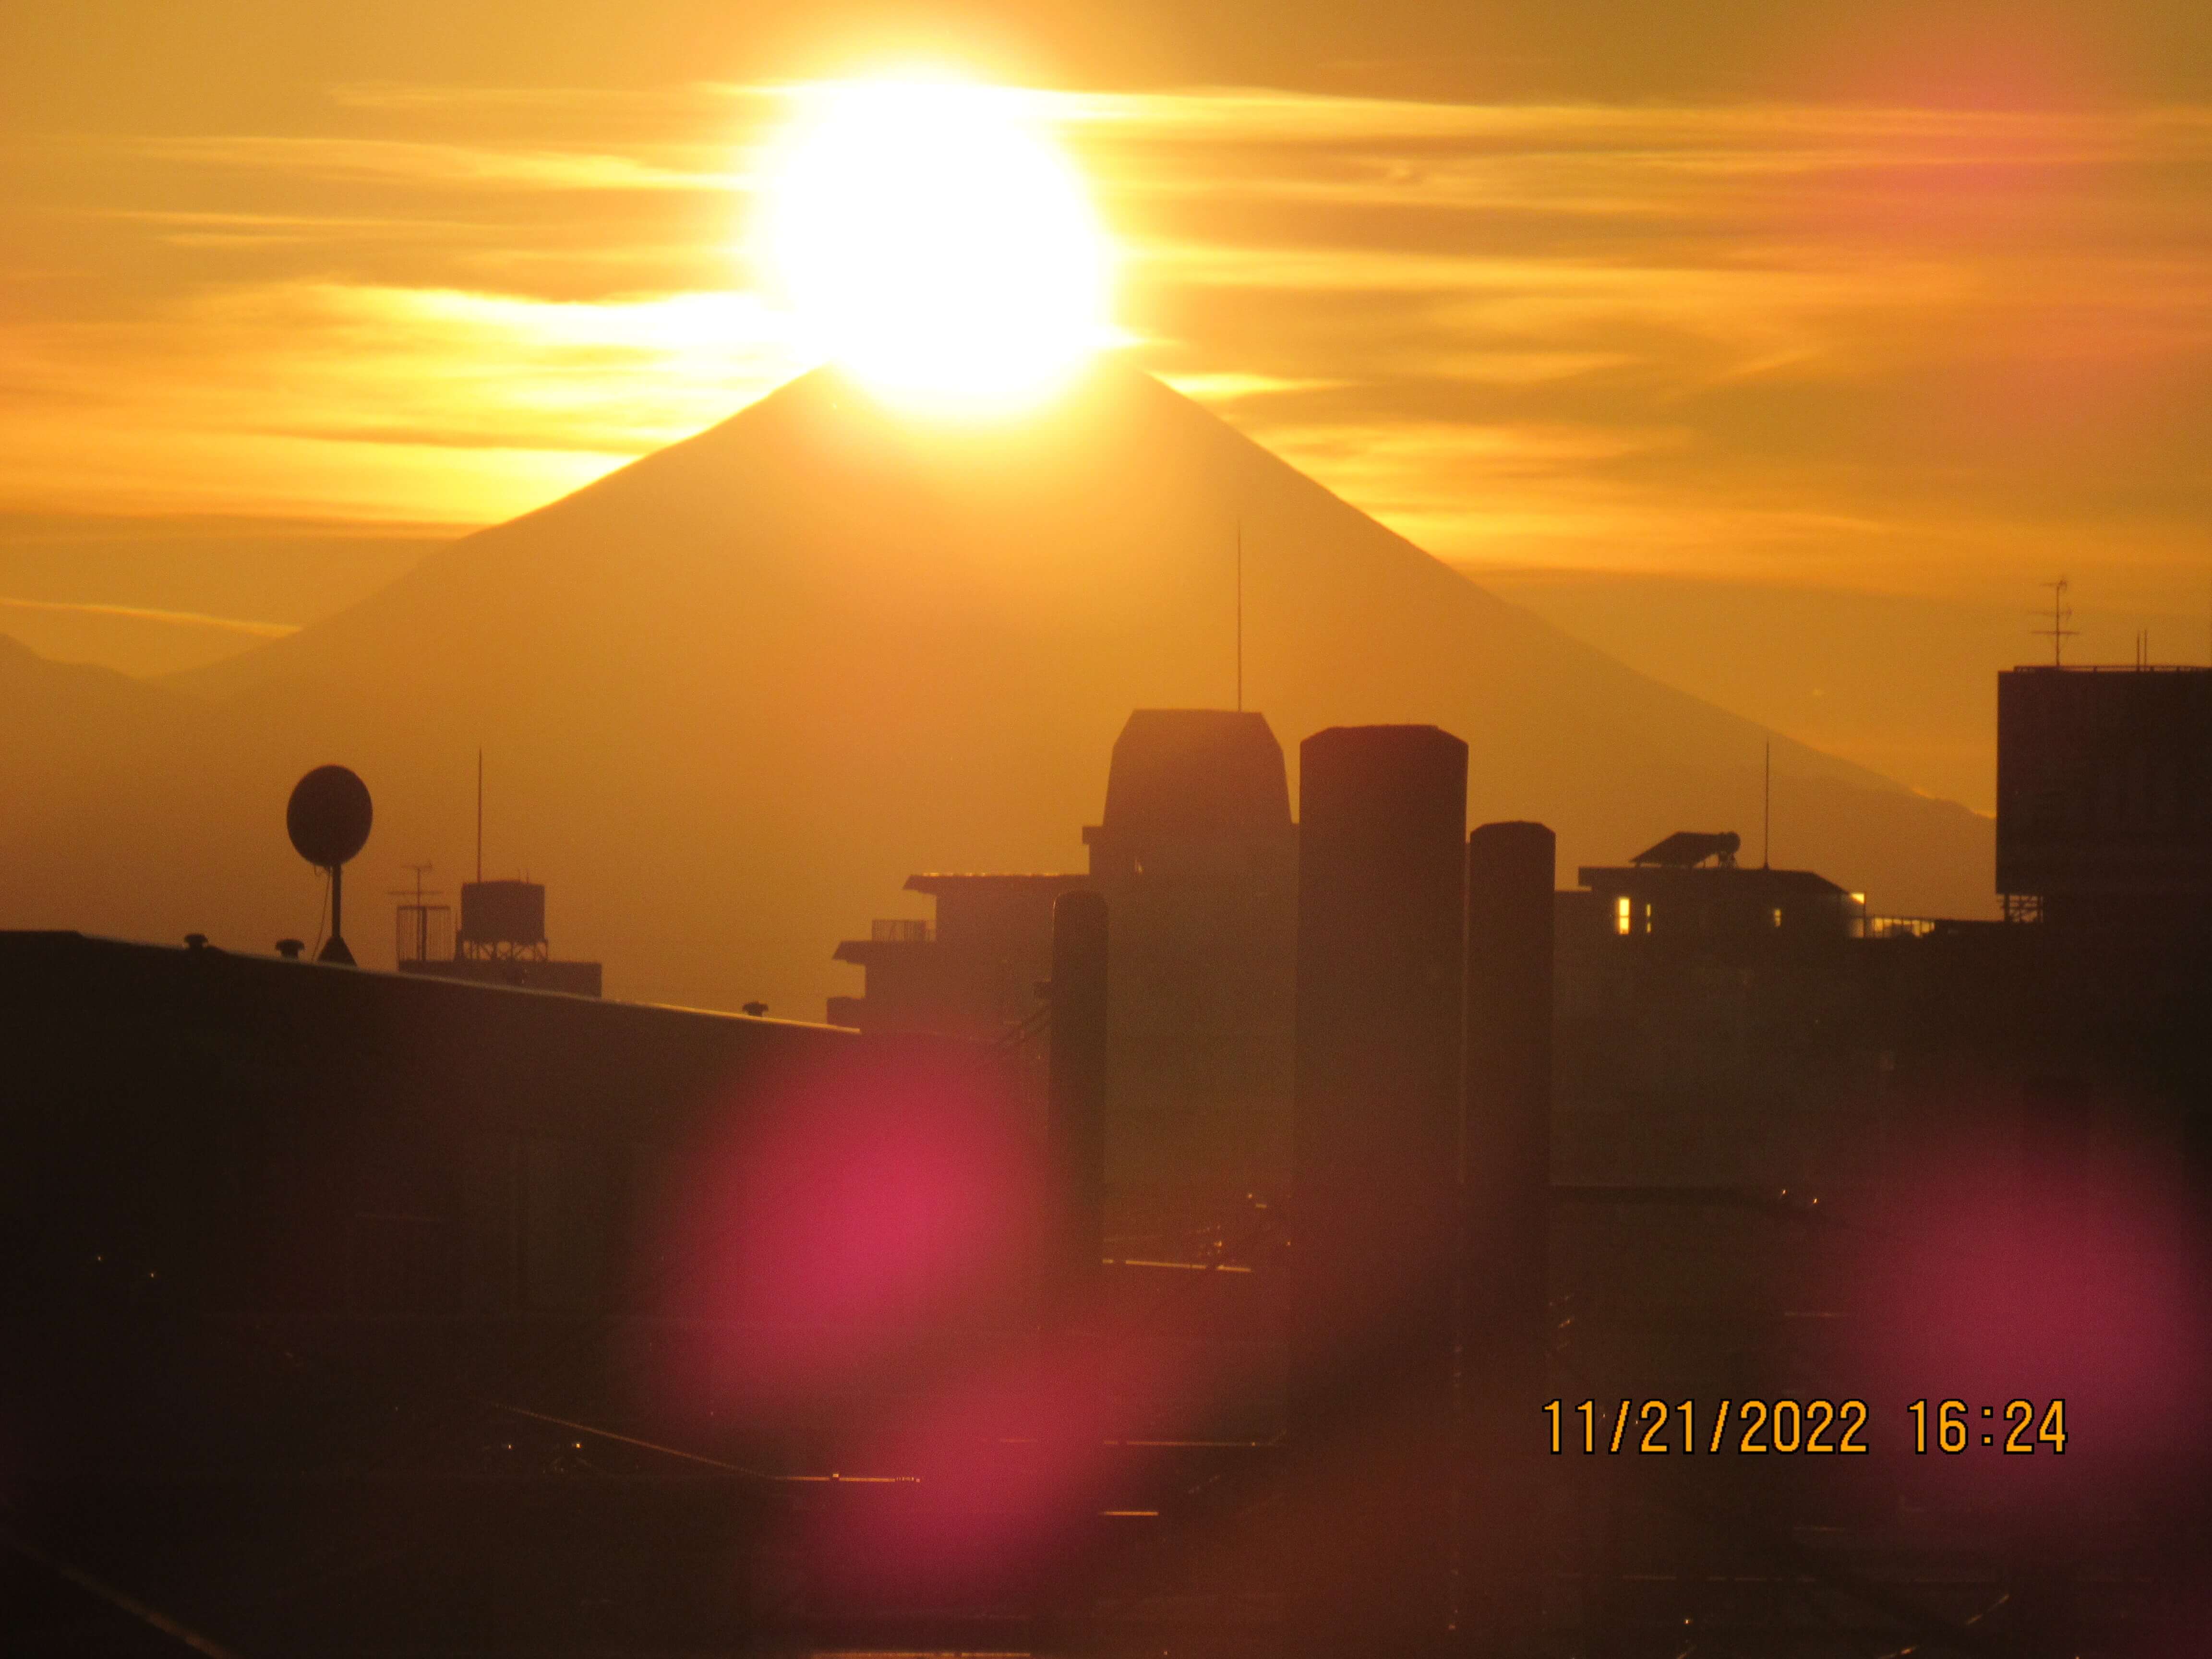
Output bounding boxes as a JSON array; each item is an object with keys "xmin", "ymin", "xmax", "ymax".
[
  {"xmin": 1768, "ymin": 906, "xmax": 1783, "ymax": 928},
  {"xmin": 1615, "ymin": 895, "xmax": 1632, "ymax": 935}
]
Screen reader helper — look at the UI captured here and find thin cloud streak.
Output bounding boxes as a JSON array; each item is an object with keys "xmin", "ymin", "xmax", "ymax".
[
  {"xmin": 0, "ymin": 594, "xmax": 299, "ymax": 637},
  {"xmin": 108, "ymin": 134, "xmax": 740, "ymax": 192}
]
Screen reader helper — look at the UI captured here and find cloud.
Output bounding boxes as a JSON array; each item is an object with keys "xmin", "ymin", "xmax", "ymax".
[
  {"xmin": 0, "ymin": 594, "xmax": 298, "ymax": 637},
  {"xmin": 1, "ymin": 77, "xmax": 2208, "ymax": 614},
  {"xmin": 0, "ymin": 279, "xmax": 812, "ymax": 516},
  {"xmin": 110, "ymin": 134, "xmax": 740, "ymax": 193}
]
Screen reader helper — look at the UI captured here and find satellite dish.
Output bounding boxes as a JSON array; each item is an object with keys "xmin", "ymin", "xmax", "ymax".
[
  {"xmin": 286, "ymin": 765, "xmax": 372, "ymax": 965},
  {"xmin": 288, "ymin": 765, "xmax": 373, "ymax": 869}
]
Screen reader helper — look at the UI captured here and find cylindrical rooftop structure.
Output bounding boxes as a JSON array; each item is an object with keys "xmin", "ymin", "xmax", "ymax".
[
  {"xmin": 1045, "ymin": 888, "xmax": 1110, "ymax": 1330},
  {"xmin": 1287, "ymin": 723, "xmax": 1468, "ymax": 1659},
  {"xmin": 1460, "ymin": 819, "xmax": 1556, "ymax": 1659}
]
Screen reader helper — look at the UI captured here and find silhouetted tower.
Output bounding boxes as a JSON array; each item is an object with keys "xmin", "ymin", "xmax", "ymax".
[
  {"xmin": 1082, "ymin": 709, "xmax": 1297, "ymax": 1224},
  {"xmin": 1034, "ymin": 887, "xmax": 1113, "ymax": 1659},
  {"xmin": 1045, "ymin": 890, "xmax": 1110, "ymax": 1328},
  {"xmin": 1286, "ymin": 724, "xmax": 1467, "ymax": 1659},
  {"xmin": 286, "ymin": 765, "xmax": 373, "ymax": 966},
  {"xmin": 1997, "ymin": 659, "xmax": 2212, "ymax": 930},
  {"xmin": 392, "ymin": 863, "xmax": 453, "ymax": 965},
  {"xmin": 1459, "ymin": 820, "xmax": 1556, "ymax": 1659}
]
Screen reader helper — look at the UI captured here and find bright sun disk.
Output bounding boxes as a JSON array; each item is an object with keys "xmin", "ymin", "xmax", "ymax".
[{"xmin": 758, "ymin": 77, "xmax": 1114, "ymax": 413}]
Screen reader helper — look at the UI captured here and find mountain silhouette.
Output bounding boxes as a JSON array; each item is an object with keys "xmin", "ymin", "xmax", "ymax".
[{"xmin": 1, "ymin": 363, "xmax": 1992, "ymax": 1011}]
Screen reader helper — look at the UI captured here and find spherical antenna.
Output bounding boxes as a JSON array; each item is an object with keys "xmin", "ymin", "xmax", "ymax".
[
  {"xmin": 287, "ymin": 765, "xmax": 372, "ymax": 967},
  {"xmin": 287, "ymin": 766, "xmax": 373, "ymax": 868}
]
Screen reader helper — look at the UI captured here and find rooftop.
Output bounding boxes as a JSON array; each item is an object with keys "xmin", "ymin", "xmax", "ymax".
[
  {"xmin": 904, "ymin": 872, "xmax": 1089, "ymax": 893},
  {"xmin": 1095, "ymin": 709, "xmax": 1290, "ymax": 840}
]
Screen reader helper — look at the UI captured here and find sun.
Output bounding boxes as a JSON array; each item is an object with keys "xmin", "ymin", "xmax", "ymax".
[{"xmin": 757, "ymin": 76, "xmax": 1115, "ymax": 414}]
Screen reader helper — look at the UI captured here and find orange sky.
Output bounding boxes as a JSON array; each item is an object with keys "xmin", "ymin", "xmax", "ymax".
[{"xmin": 4, "ymin": 1, "xmax": 2211, "ymax": 809}]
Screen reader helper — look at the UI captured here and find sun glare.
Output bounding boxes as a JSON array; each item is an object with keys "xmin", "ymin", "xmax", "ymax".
[{"xmin": 758, "ymin": 77, "xmax": 1114, "ymax": 413}]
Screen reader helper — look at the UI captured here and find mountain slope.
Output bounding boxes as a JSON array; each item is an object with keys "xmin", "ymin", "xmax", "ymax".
[{"xmin": 6, "ymin": 365, "xmax": 1990, "ymax": 1010}]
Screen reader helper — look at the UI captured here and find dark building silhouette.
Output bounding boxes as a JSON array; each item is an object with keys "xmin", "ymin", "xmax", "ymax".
[
  {"xmin": 1539, "ymin": 814, "xmax": 2211, "ymax": 1651},
  {"xmin": 1458, "ymin": 819, "xmax": 1556, "ymax": 1659},
  {"xmin": 397, "ymin": 877, "xmax": 603, "ymax": 996},
  {"xmin": 1082, "ymin": 709, "xmax": 1298, "ymax": 1218},
  {"xmin": 1044, "ymin": 889, "xmax": 1111, "ymax": 1326},
  {"xmin": 1567, "ymin": 827, "xmax": 1867, "ymax": 949},
  {"xmin": 829, "ymin": 871, "xmax": 1086, "ymax": 1037},
  {"xmin": 1286, "ymin": 724, "xmax": 1467, "ymax": 1659},
  {"xmin": 1552, "ymin": 830, "xmax": 1882, "ymax": 1188},
  {"xmin": 804, "ymin": 686, "xmax": 2206, "ymax": 1656},
  {"xmin": 829, "ymin": 709, "xmax": 1298, "ymax": 1246},
  {"xmin": 0, "ymin": 929, "xmax": 1020, "ymax": 1650},
  {"xmin": 11, "ymin": 719, "xmax": 2207, "ymax": 1657},
  {"xmin": 0, "ymin": 931, "xmax": 862, "ymax": 1320},
  {"xmin": 1998, "ymin": 663, "xmax": 2212, "ymax": 929},
  {"xmin": 0, "ymin": 925, "xmax": 1310, "ymax": 1653}
]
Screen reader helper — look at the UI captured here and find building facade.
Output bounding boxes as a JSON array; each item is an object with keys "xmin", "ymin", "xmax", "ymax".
[{"xmin": 1997, "ymin": 663, "xmax": 2212, "ymax": 928}]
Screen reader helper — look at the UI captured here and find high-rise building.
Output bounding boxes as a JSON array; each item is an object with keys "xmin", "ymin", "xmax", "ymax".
[
  {"xmin": 829, "ymin": 872, "xmax": 1088, "ymax": 1038},
  {"xmin": 1997, "ymin": 664, "xmax": 2212, "ymax": 930},
  {"xmin": 828, "ymin": 709, "xmax": 1299, "ymax": 1242},
  {"xmin": 1082, "ymin": 709, "xmax": 1298, "ymax": 1218}
]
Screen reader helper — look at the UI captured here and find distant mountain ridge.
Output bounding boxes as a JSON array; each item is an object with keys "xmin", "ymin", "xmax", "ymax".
[{"xmin": 2, "ymin": 364, "xmax": 1993, "ymax": 1011}]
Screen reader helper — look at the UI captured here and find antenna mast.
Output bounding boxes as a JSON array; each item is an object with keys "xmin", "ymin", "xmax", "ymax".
[
  {"xmin": 1235, "ymin": 519, "xmax": 1244, "ymax": 714},
  {"xmin": 2035, "ymin": 576, "xmax": 2079, "ymax": 667},
  {"xmin": 1763, "ymin": 740, "xmax": 1771, "ymax": 870},
  {"xmin": 392, "ymin": 862, "xmax": 439, "ymax": 963},
  {"xmin": 476, "ymin": 748, "xmax": 484, "ymax": 884}
]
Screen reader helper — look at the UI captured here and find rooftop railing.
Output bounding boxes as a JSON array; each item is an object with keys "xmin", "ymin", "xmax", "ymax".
[{"xmin": 1856, "ymin": 914, "xmax": 1939, "ymax": 940}]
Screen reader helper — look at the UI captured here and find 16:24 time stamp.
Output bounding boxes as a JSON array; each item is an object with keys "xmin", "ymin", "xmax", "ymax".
[{"xmin": 1544, "ymin": 1398, "xmax": 2068, "ymax": 1455}]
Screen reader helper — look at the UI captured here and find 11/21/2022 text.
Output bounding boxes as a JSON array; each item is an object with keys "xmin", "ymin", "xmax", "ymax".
[{"xmin": 1545, "ymin": 1399, "xmax": 2069, "ymax": 1455}]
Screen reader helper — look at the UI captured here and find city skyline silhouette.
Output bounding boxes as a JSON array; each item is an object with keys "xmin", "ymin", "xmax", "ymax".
[
  {"xmin": 0, "ymin": 363, "xmax": 1995, "ymax": 1013},
  {"xmin": 3, "ymin": 15, "xmax": 2209, "ymax": 1656}
]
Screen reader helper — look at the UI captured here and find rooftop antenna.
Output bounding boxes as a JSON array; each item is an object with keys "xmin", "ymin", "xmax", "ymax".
[
  {"xmin": 390, "ymin": 862, "xmax": 444, "ymax": 964},
  {"xmin": 2035, "ymin": 576, "xmax": 2078, "ymax": 667},
  {"xmin": 1235, "ymin": 519, "xmax": 1244, "ymax": 713},
  {"xmin": 287, "ymin": 764, "xmax": 373, "ymax": 965},
  {"xmin": 1762, "ymin": 740, "xmax": 1772, "ymax": 870},
  {"xmin": 476, "ymin": 747, "xmax": 484, "ymax": 884}
]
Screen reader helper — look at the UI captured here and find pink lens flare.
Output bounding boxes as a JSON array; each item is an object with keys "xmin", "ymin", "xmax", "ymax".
[
  {"xmin": 637, "ymin": 1045, "xmax": 1046, "ymax": 1419},
  {"xmin": 801, "ymin": 1314, "xmax": 1186, "ymax": 1604},
  {"xmin": 1850, "ymin": 1117, "xmax": 2211, "ymax": 1508}
]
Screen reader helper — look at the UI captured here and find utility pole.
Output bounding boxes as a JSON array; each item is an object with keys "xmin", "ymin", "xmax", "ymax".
[
  {"xmin": 1763, "ymin": 741, "xmax": 1772, "ymax": 870},
  {"xmin": 1235, "ymin": 520, "xmax": 1245, "ymax": 713}
]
